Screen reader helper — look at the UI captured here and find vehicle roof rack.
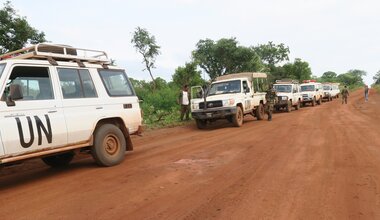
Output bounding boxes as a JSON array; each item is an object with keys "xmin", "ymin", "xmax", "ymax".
[
  {"xmin": 0, "ymin": 43, "xmax": 111, "ymax": 65},
  {"xmin": 275, "ymin": 79, "xmax": 299, "ymax": 84}
]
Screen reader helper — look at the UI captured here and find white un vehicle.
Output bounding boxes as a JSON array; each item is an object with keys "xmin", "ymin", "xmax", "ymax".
[
  {"xmin": 190, "ymin": 72, "xmax": 268, "ymax": 129},
  {"xmin": 0, "ymin": 43, "xmax": 142, "ymax": 168},
  {"xmin": 273, "ymin": 79, "xmax": 302, "ymax": 112},
  {"xmin": 300, "ymin": 80, "xmax": 323, "ymax": 107}
]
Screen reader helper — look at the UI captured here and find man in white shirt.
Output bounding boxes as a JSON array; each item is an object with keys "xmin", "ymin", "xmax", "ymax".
[{"xmin": 178, "ymin": 85, "xmax": 190, "ymax": 121}]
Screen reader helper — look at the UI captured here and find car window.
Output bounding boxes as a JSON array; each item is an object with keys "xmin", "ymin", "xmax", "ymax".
[
  {"xmin": 98, "ymin": 69, "xmax": 134, "ymax": 96},
  {"xmin": 1, "ymin": 66, "xmax": 53, "ymax": 101},
  {"xmin": 57, "ymin": 68, "xmax": 97, "ymax": 99}
]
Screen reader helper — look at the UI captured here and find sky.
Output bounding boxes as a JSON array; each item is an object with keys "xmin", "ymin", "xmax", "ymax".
[{"xmin": 4, "ymin": 0, "xmax": 380, "ymax": 85}]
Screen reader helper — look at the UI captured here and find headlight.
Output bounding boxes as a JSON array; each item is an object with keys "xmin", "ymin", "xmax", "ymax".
[{"xmin": 223, "ymin": 99, "xmax": 235, "ymax": 106}]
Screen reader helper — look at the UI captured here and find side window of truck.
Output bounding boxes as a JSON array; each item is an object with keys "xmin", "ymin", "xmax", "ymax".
[
  {"xmin": 1, "ymin": 66, "xmax": 53, "ymax": 101},
  {"xmin": 98, "ymin": 69, "xmax": 134, "ymax": 96},
  {"xmin": 57, "ymin": 68, "xmax": 97, "ymax": 99}
]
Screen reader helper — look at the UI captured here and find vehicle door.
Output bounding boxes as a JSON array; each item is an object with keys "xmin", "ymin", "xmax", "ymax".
[
  {"xmin": 57, "ymin": 67, "xmax": 102, "ymax": 144},
  {"xmin": 190, "ymin": 86, "xmax": 204, "ymax": 111},
  {"xmin": 242, "ymin": 80, "xmax": 253, "ymax": 111},
  {"xmin": 0, "ymin": 65, "xmax": 67, "ymax": 156}
]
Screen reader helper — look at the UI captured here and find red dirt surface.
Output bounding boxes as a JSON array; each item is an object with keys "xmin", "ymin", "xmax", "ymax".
[{"xmin": 1, "ymin": 89, "xmax": 380, "ymax": 219}]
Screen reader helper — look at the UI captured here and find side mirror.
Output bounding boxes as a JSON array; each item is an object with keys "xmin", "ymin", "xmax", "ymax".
[{"xmin": 6, "ymin": 84, "xmax": 23, "ymax": 106}]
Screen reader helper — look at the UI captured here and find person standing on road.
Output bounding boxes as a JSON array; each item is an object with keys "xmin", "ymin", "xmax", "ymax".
[
  {"xmin": 265, "ymin": 86, "xmax": 277, "ymax": 121},
  {"xmin": 341, "ymin": 85, "xmax": 349, "ymax": 104},
  {"xmin": 364, "ymin": 85, "xmax": 369, "ymax": 102},
  {"xmin": 178, "ymin": 85, "xmax": 190, "ymax": 121}
]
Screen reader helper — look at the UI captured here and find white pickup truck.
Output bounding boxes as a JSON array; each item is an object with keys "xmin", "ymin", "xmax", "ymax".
[
  {"xmin": 273, "ymin": 80, "xmax": 302, "ymax": 112},
  {"xmin": 190, "ymin": 72, "xmax": 268, "ymax": 129},
  {"xmin": 300, "ymin": 80, "xmax": 324, "ymax": 107}
]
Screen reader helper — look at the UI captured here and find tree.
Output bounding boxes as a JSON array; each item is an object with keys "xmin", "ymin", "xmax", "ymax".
[
  {"xmin": 373, "ymin": 70, "xmax": 380, "ymax": 84},
  {"xmin": 172, "ymin": 62, "xmax": 203, "ymax": 88},
  {"xmin": 252, "ymin": 41, "xmax": 290, "ymax": 67},
  {"xmin": 192, "ymin": 38, "xmax": 263, "ymax": 80},
  {"xmin": 131, "ymin": 27, "xmax": 160, "ymax": 89},
  {"xmin": 0, "ymin": 1, "xmax": 46, "ymax": 54},
  {"xmin": 320, "ymin": 71, "xmax": 337, "ymax": 82},
  {"xmin": 337, "ymin": 69, "xmax": 366, "ymax": 87},
  {"xmin": 282, "ymin": 58, "xmax": 312, "ymax": 82}
]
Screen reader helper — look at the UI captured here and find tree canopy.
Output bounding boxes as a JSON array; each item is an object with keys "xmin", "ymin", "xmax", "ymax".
[
  {"xmin": 252, "ymin": 41, "xmax": 290, "ymax": 67},
  {"xmin": 192, "ymin": 38, "xmax": 263, "ymax": 80},
  {"xmin": 0, "ymin": 1, "xmax": 46, "ymax": 54},
  {"xmin": 172, "ymin": 62, "xmax": 204, "ymax": 88}
]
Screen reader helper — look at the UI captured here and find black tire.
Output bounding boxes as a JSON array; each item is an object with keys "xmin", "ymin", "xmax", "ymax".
[
  {"xmin": 286, "ymin": 101, "xmax": 292, "ymax": 112},
  {"xmin": 91, "ymin": 124, "xmax": 126, "ymax": 167},
  {"xmin": 329, "ymin": 96, "xmax": 333, "ymax": 101},
  {"xmin": 295, "ymin": 101, "xmax": 300, "ymax": 110},
  {"xmin": 312, "ymin": 98, "xmax": 316, "ymax": 106},
  {"xmin": 42, "ymin": 152, "xmax": 74, "ymax": 168},
  {"xmin": 256, "ymin": 103, "xmax": 265, "ymax": 120},
  {"xmin": 232, "ymin": 107, "xmax": 244, "ymax": 127},
  {"xmin": 196, "ymin": 119, "xmax": 207, "ymax": 129}
]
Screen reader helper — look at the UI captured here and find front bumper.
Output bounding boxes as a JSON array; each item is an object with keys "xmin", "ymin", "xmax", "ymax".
[{"xmin": 192, "ymin": 106, "xmax": 237, "ymax": 120}]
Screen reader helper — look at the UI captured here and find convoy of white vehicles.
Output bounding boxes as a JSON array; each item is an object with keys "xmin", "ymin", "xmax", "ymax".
[
  {"xmin": 0, "ymin": 43, "xmax": 142, "ymax": 168},
  {"xmin": 0, "ymin": 44, "xmax": 343, "ymax": 169}
]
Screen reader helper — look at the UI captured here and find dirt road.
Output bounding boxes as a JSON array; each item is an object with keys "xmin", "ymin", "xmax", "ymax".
[{"xmin": 1, "ymin": 89, "xmax": 380, "ymax": 219}]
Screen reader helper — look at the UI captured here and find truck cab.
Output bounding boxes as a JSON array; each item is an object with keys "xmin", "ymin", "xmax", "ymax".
[
  {"xmin": 191, "ymin": 72, "xmax": 267, "ymax": 129},
  {"xmin": 300, "ymin": 80, "xmax": 323, "ymax": 107},
  {"xmin": 273, "ymin": 79, "xmax": 302, "ymax": 112},
  {"xmin": 322, "ymin": 83, "xmax": 333, "ymax": 102}
]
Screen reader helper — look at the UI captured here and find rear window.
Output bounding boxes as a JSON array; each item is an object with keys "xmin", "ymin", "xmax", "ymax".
[{"xmin": 98, "ymin": 69, "xmax": 135, "ymax": 96}]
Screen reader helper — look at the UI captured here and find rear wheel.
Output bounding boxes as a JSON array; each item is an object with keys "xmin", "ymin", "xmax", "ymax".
[
  {"xmin": 256, "ymin": 103, "xmax": 265, "ymax": 120},
  {"xmin": 232, "ymin": 107, "xmax": 244, "ymax": 127},
  {"xmin": 195, "ymin": 119, "xmax": 207, "ymax": 129},
  {"xmin": 91, "ymin": 124, "xmax": 126, "ymax": 167},
  {"xmin": 42, "ymin": 152, "xmax": 74, "ymax": 168}
]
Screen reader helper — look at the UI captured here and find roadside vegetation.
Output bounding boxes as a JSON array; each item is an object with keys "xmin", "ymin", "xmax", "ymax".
[{"xmin": 0, "ymin": 1, "xmax": 375, "ymax": 128}]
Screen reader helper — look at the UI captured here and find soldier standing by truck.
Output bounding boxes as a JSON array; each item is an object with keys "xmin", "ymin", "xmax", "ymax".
[
  {"xmin": 341, "ymin": 85, "xmax": 349, "ymax": 104},
  {"xmin": 178, "ymin": 85, "xmax": 190, "ymax": 121},
  {"xmin": 265, "ymin": 86, "xmax": 277, "ymax": 121}
]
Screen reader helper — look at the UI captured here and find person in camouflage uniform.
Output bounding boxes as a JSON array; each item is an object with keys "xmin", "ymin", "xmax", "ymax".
[
  {"xmin": 341, "ymin": 85, "xmax": 349, "ymax": 104},
  {"xmin": 265, "ymin": 87, "xmax": 277, "ymax": 121}
]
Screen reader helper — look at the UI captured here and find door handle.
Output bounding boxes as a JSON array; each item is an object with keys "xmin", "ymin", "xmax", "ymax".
[
  {"xmin": 96, "ymin": 107, "xmax": 103, "ymax": 110},
  {"xmin": 48, "ymin": 110, "xmax": 57, "ymax": 113}
]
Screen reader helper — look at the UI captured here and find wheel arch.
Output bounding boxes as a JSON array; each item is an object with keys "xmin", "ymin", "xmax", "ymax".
[{"xmin": 94, "ymin": 117, "xmax": 133, "ymax": 151}]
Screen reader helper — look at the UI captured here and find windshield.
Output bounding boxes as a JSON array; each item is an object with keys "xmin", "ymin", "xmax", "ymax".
[
  {"xmin": 0, "ymin": 64, "xmax": 5, "ymax": 78},
  {"xmin": 323, "ymin": 85, "xmax": 331, "ymax": 90},
  {"xmin": 274, "ymin": 85, "xmax": 292, "ymax": 93},
  {"xmin": 208, "ymin": 80, "xmax": 241, "ymax": 96},
  {"xmin": 301, "ymin": 85, "xmax": 315, "ymax": 92}
]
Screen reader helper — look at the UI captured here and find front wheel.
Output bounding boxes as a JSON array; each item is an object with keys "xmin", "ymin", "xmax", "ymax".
[
  {"xmin": 256, "ymin": 103, "xmax": 265, "ymax": 120},
  {"xmin": 195, "ymin": 119, "xmax": 207, "ymax": 129},
  {"xmin": 232, "ymin": 107, "xmax": 244, "ymax": 127},
  {"xmin": 42, "ymin": 152, "xmax": 74, "ymax": 168},
  {"xmin": 91, "ymin": 124, "xmax": 126, "ymax": 167}
]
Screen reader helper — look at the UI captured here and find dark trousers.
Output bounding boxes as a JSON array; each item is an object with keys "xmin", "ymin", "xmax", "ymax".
[{"xmin": 180, "ymin": 105, "xmax": 190, "ymax": 121}]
